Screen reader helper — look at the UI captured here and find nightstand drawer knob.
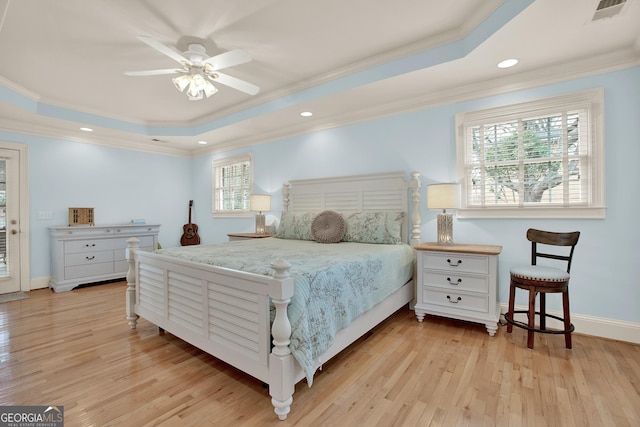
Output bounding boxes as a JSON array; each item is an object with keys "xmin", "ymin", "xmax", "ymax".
[
  {"xmin": 447, "ymin": 295, "xmax": 462, "ymax": 303},
  {"xmin": 447, "ymin": 277, "xmax": 462, "ymax": 285},
  {"xmin": 447, "ymin": 259, "xmax": 462, "ymax": 267}
]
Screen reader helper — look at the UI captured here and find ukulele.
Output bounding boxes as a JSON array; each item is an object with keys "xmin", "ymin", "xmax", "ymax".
[{"xmin": 180, "ymin": 200, "xmax": 200, "ymax": 246}]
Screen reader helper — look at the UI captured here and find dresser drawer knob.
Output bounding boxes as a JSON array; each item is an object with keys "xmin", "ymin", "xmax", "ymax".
[
  {"xmin": 447, "ymin": 295, "xmax": 462, "ymax": 304},
  {"xmin": 85, "ymin": 243, "xmax": 96, "ymax": 247},
  {"xmin": 447, "ymin": 277, "xmax": 462, "ymax": 285},
  {"xmin": 85, "ymin": 256, "xmax": 95, "ymax": 260},
  {"xmin": 447, "ymin": 259, "xmax": 462, "ymax": 267}
]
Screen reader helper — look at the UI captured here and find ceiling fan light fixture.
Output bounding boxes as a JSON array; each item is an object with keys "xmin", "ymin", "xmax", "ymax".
[
  {"xmin": 172, "ymin": 74, "xmax": 190, "ymax": 92},
  {"xmin": 203, "ymin": 81, "xmax": 218, "ymax": 97},
  {"xmin": 176, "ymin": 69, "xmax": 218, "ymax": 100},
  {"xmin": 187, "ymin": 72, "xmax": 204, "ymax": 97},
  {"xmin": 128, "ymin": 36, "xmax": 259, "ymax": 100}
]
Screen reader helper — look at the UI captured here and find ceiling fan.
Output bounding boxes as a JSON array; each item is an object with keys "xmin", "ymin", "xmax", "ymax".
[{"xmin": 125, "ymin": 35, "xmax": 260, "ymax": 100}]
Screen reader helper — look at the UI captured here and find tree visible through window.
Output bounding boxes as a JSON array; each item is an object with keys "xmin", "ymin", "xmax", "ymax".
[
  {"xmin": 470, "ymin": 111, "xmax": 585, "ymax": 205},
  {"xmin": 456, "ymin": 89, "xmax": 605, "ymax": 218},
  {"xmin": 212, "ymin": 153, "xmax": 252, "ymax": 215}
]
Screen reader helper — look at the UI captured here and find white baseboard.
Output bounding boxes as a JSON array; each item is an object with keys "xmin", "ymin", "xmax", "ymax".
[
  {"xmin": 30, "ymin": 276, "xmax": 50, "ymax": 290},
  {"xmin": 500, "ymin": 303, "xmax": 640, "ymax": 345}
]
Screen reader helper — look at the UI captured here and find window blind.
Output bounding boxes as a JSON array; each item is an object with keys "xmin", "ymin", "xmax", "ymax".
[
  {"xmin": 464, "ymin": 109, "xmax": 589, "ymax": 208},
  {"xmin": 213, "ymin": 155, "xmax": 252, "ymax": 213}
]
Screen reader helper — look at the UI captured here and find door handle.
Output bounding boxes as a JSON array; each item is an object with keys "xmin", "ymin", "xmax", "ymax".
[{"xmin": 11, "ymin": 229, "xmax": 17, "ymax": 235}]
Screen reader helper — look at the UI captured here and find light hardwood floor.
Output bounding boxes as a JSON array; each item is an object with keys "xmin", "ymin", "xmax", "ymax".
[{"xmin": 1, "ymin": 282, "xmax": 638, "ymax": 426}]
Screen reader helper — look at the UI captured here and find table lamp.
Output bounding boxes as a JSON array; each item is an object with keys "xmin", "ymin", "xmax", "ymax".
[
  {"xmin": 250, "ymin": 194, "xmax": 271, "ymax": 234},
  {"xmin": 427, "ymin": 183, "xmax": 460, "ymax": 245}
]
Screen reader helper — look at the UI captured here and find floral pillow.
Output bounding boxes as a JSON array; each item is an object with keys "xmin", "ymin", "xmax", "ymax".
[
  {"xmin": 342, "ymin": 211, "xmax": 404, "ymax": 244},
  {"xmin": 275, "ymin": 211, "xmax": 317, "ymax": 240}
]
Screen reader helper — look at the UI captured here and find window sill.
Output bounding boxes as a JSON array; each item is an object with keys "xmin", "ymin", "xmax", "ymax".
[
  {"xmin": 457, "ymin": 206, "xmax": 606, "ymax": 219},
  {"xmin": 212, "ymin": 212, "xmax": 253, "ymax": 218}
]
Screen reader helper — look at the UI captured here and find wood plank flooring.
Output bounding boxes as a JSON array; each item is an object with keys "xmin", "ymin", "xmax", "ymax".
[{"xmin": 1, "ymin": 282, "xmax": 638, "ymax": 426}]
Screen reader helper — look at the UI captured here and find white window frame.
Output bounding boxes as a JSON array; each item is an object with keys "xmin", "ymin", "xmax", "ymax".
[
  {"xmin": 455, "ymin": 89, "xmax": 605, "ymax": 219},
  {"xmin": 212, "ymin": 152, "xmax": 253, "ymax": 217}
]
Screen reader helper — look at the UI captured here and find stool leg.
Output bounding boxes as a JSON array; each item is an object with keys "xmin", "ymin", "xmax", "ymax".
[
  {"xmin": 527, "ymin": 288, "xmax": 536, "ymax": 349},
  {"xmin": 539, "ymin": 292, "xmax": 546, "ymax": 331},
  {"xmin": 563, "ymin": 290, "xmax": 572, "ymax": 349},
  {"xmin": 507, "ymin": 282, "xmax": 516, "ymax": 333}
]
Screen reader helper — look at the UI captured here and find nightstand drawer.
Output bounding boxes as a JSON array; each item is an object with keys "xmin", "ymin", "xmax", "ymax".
[
  {"xmin": 422, "ymin": 271, "xmax": 488, "ymax": 293},
  {"xmin": 422, "ymin": 288, "xmax": 489, "ymax": 313},
  {"xmin": 421, "ymin": 252, "xmax": 489, "ymax": 275}
]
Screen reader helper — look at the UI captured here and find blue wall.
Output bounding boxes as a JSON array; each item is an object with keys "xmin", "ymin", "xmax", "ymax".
[
  {"xmin": 193, "ymin": 66, "xmax": 640, "ymax": 323},
  {"xmin": 0, "ymin": 133, "xmax": 193, "ymax": 278},
  {"xmin": 2, "ymin": 66, "xmax": 638, "ymax": 324}
]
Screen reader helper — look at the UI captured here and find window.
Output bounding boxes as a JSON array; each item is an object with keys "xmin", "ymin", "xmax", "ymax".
[
  {"xmin": 212, "ymin": 153, "xmax": 253, "ymax": 216},
  {"xmin": 455, "ymin": 89, "xmax": 605, "ymax": 218}
]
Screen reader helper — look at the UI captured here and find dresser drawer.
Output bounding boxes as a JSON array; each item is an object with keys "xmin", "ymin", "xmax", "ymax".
[
  {"xmin": 422, "ymin": 271, "xmax": 488, "ymax": 293},
  {"xmin": 113, "ymin": 238, "xmax": 154, "ymax": 262},
  {"xmin": 65, "ymin": 262, "xmax": 114, "ymax": 280},
  {"xmin": 65, "ymin": 239, "xmax": 115, "ymax": 254},
  {"xmin": 50, "ymin": 224, "xmax": 161, "ymax": 292},
  {"xmin": 422, "ymin": 288, "xmax": 489, "ymax": 314},
  {"xmin": 65, "ymin": 250, "xmax": 114, "ymax": 267},
  {"xmin": 421, "ymin": 252, "xmax": 489, "ymax": 275}
]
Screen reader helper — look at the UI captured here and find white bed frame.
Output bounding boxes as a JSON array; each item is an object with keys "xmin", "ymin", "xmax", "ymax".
[{"xmin": 125, "ymin": 171, "xmax": 421, "ymax": 420}]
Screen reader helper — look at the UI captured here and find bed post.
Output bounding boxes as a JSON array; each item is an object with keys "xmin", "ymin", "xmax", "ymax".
[
  {"xmin": 410, "ymin": 171, "xmax": 421, "ymax": 247},
  {"xmin": 268, "ymin": 258, "xmax": 295, "ymax": 421},
  {"xmin": 282, "ymin": 182, "xmax": 290, "ymax": 212},
  {"xmin": 125, "ymin": 237, "xmax": 139, "ymax": 329}
]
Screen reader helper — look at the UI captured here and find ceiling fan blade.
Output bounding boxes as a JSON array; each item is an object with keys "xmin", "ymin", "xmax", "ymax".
[
  {"xmin": 137, "ymin": 35, "xmax": 191, "ymax": 66},
  {"xmin": 124, "ymin": 68, "xmax": 183, "ymax": 76},
  {"xmin": 203, "ymin": 49, "xmax": 252, "ymax": 71},
  {"xmin": 209, "ymin": 72, "xmax": 260, "ymax": 95}
]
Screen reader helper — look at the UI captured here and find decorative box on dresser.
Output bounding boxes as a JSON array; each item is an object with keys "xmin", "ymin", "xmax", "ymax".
[
  {"xmin": 49, "ymin": 224, "xmax": 160, "ymax": 292},
  {"xmin": 414, "ymin": 242, "xmax": 502, "ymax": 336}
]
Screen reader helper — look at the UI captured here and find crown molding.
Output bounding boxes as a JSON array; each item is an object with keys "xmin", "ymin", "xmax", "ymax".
[
  {"xmin": 193, "ymin": 48, "xmax": 640, "ymax": 157},
  {"xmin": 0, "ymin": 118, "xmax": 190, "ymax": 157},
  {"xmin": 2, "ymin": 46, "xmax": 638, "ymax": 158}
]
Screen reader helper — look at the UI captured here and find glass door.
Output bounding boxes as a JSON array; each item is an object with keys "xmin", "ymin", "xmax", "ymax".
[{"xmin": 0, "ymin": 149, "xmax": 21, "ymax": 294}]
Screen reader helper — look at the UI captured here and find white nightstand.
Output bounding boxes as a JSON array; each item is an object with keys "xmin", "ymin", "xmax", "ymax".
[
  {"xmin": 414, "ymin": 242, "xmax": 502, "ymax": 336},
  {"xmin": 227, "ymin": 233, "xmax": 274, "ymax": 241}
]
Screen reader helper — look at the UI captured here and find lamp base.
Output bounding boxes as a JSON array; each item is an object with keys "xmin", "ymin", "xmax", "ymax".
[
  {"xmin": 255, "ymin": 213, "xmax": 266, "ymax": 234},
  {"xmin": 436, "ymin": 212, "xmax": 454, "ymax": 245}
]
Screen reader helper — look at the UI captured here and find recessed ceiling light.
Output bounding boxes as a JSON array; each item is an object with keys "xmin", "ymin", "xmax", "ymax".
[
  {"xmin": 300, "ymin": 111, "xmax": 313, "ymax": 117},
  {"xmin": 197, "ymin": 140, "xmax": 208, "ymax": 145},
  {"xmin": 80, "ymin": 127, "xmax": 93, "ymax": 132},
  {"xmin": 497, "ymin": 58, "xmax": 518, "ymax": 69}
]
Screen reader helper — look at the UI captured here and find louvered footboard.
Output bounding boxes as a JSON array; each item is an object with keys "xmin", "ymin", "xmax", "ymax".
[{"xmin": 125, "ymin": 238, "xmax": 296, "ymax": 420}]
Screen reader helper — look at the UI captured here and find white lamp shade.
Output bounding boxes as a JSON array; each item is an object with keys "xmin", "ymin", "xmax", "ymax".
[
  {"xmin": 427, "ymin": 183, "xmax": 461, "ymax": 210},
  {"xmin": 250, "ymin": 194, "xmax": 271, "ymax": 212}
]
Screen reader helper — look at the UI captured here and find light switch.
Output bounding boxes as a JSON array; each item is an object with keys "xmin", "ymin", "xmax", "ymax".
[{"xmin": 38, "ymin": 211, "xmax": 53, "ymax": 220}]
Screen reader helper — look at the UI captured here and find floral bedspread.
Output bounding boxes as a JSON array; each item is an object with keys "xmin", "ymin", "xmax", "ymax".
[{"xmin": 155, "ymin": 237, "xmax": 414, "ymax": 384}]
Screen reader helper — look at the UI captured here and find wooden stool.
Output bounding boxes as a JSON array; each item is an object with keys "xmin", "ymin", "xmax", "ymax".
[{"xmin": 505, "ymin": 229, "xmax": 580, "ymax": 349}]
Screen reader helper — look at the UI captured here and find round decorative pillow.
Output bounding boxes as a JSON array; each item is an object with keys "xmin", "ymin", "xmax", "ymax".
[{"xmin": 311, "ymin": 210, "xmax": 346, "ymax": 244}]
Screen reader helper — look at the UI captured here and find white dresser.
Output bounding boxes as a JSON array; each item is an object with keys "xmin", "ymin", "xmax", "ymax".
[
  {"xmin": 49, "ymin": 224, "xmax": 160, "ymax": 292},
  {"xmin": 414, "ymin": 242, "xmax": 502, "ymax": 336}
]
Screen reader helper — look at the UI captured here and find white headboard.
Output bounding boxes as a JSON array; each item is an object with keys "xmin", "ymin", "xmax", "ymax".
[{"xmin": 282, "ymin": 171, "xmax": 421, "ymax": 246}]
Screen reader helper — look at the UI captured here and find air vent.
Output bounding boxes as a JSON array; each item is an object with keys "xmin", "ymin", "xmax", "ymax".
[{"xmin": 592, "ymin": 0, "xmax": 628, "ymax": 20}]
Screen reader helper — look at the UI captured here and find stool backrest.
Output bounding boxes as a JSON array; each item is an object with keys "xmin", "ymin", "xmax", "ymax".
[{"xmin": 526, "ymin": 228, "xmax": 580, "ymax": 273}]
